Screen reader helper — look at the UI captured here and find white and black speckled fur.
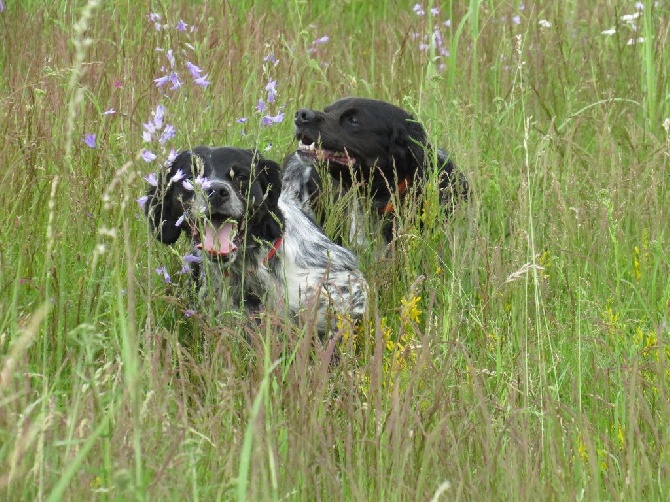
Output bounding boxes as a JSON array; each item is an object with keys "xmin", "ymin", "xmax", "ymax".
[
  {"xmin": 146, "ymin": 146, "xmax": 368, "ymax": 335},
  {"xmin": 282, "ymin": 152, "xmax": 369, "ymax": 246},
  {"xmin": 279, "ymin": 158, "xmax": 368, "ymax": 328},
  {"xmin": 196, "ymin": 200, "xmax": 368, "ymax": 333},
  {"xmin": 280, "ymin": 153, "xmax": 321, "ymax": 223}
]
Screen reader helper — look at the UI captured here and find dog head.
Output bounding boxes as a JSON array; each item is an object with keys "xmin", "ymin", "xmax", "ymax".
[
  {"xmin": 294, "ymin": 97, "xmax": 434, "ymax": 191},
  {"xmin": 146, "ymin": 146, "xmax": 283, "ymax": 265}
]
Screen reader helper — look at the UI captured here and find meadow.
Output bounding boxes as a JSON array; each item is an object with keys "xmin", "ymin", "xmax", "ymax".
[{"xmin": 1, "ymin": 0, "xmax": 669, "ymax": 500}]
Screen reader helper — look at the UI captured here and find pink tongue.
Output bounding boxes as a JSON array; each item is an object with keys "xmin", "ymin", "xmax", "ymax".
[{"xmin": 198, "ymin": 222, "xmax": 237, "ymax": 255}]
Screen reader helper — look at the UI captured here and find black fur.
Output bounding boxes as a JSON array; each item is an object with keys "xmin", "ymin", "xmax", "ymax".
[{"xmin": 288, "ymin": 97, "xmax": 468, "ymax": 243}]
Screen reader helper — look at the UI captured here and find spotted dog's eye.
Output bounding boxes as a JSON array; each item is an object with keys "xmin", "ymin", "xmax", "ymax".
[
  {"xmin": 235, "ymin": 173, "xmax": 249, "ymax": 185},
  {"xmin": 228, "ymin": 167, "xmax": 249, "ymax": 187}
]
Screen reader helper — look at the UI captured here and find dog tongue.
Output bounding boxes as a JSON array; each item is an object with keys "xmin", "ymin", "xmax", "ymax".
[{"xmin": 199, "ymin": 221, "xmax": 237, "ymax": 255}]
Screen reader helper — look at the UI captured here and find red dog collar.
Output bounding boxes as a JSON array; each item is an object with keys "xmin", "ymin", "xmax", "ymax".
[
  {"xmin": 263, "ymin": 236, "xmax": 283, "ymax": 265},
  {"xmin": 380, "ymin": 176, "xmax": 411, "ymax": 214}
]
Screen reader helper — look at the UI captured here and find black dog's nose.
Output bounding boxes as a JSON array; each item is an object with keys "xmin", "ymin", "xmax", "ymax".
[{"xmin": 295, "ymin": 108, "xmax": 317, "ymax": 125}]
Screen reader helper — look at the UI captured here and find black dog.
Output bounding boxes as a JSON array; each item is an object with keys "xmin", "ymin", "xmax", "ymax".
[
  {"xmin": 145, "ymin": 146, "xmax": 368, "ymax": 335},
  {"xmin": 284, "ymin": 97, "xmax": 468, "ymax": 244}
]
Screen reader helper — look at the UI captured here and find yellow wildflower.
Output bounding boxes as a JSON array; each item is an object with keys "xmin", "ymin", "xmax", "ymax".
[
  {"xmin": 633, "ymin": 246, "xmax": 641, "ymax": 281},
  {"xmin": 400, "ymin": 295, "xmax": 422, "ymax": 324},
  {"xmin": 537, "ymin": 250, "xmax": 552, "ymax": 278},
  {"xmin": 577, "ymin": 439, "xmax": 588, "ymax": 462}
]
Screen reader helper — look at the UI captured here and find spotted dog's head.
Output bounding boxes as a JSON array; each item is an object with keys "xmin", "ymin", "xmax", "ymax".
[{"xmin": 146, "ymin": 146, "xmax": 283, "ymax": 265}]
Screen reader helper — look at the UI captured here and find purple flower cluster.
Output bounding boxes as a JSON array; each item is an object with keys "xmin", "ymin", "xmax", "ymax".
[
  {"xmin": 178, "ymin": 253, "xmax": 202, "ymax": 276},
  {"xmin": 147, "ymin": 12, "xmax": 194, "ymax": 33},
  {"xmin": 155, "ymin": 265, "xmax": 172, "ymax": 284},
  {"xmin": 307, "ymin": 34, "xmax": 330, "ymax": 68},
  {"xmin": 154, "ymin": 48, "xmax": 210, "ymax": 90},
  {"xmin": 496, "ymin": 3, "xmax": 524, "ymax": 25},
  {"xmin": 139, "ymin": 11, "xmax": 214, "ymax": 207},
  {"xmin": 83, "ymin": 133, "xmax": 97, "ymax": 149},
  {"xmin": 236, "ymin": 51, "xmax": 286, "ymax": 143},
  {"xmin": 140, "ymin": 12, "xmax": 233, "ymax": 288},
  {"xmin": 148, "ymin": 12, "xmax": 210, "ymax": 90},
  {"xmin": 147, "ymin": 250, "xmax": 204, "ymax": 293},
  {"xmin": 411, "ymin": 4, "xmax": 451, "ymax": 71},
  {"xmin": 412, "ymin": 4, "xmax": 440, "ymax": 16},
  {"xmin": 308, "ymin": 35, "xmax": 330, "ymax": 55},
  {"xmin": 259, "ymin": 56, "xmax": 285, "ymax": 128},
  {"xmin": 140, "ymin": 104, "xmax": 178, "ymax": 167},
  {"xmin": 83, "ymin": 109, "xmax": 116, "ymax": 149}
]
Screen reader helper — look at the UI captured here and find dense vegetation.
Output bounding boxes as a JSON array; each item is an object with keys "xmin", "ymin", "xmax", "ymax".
[{"xmin": 0, "ymin": 1, "xmax": 668, "ymax": 500}]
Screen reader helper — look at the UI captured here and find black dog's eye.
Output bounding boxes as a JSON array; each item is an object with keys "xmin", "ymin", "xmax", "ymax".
[{"xmin": 340, "ymin": 112, "xmax": 360, "ymax": 129}]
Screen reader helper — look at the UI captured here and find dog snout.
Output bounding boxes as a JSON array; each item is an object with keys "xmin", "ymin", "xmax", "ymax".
[
  {"xmin": 207, "ymin": 181, "xmax": 232, "ymax": 204},
  {"xmin": 295, "ymin": 108, "xmax": 317, "ymax": 125}
]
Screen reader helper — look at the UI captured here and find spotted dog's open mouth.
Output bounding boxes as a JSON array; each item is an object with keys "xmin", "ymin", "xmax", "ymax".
[
  {"xmin": 296, "ymin": 133, "xmax": 357, "ymax": 167},
  {"xmin": 193, "ymin": 214, "xmax": 243, "ymax": 260}
]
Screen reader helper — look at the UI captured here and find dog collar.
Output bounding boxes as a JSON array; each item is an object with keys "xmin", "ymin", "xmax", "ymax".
[
  {"xmin": 220, "ymin": 236, "xmax": 283, "ymax": 277},
  {"xmin": 380, "ymin": 176, "xmax": 412, "ymax": 215},
  {"xmin": 263, "ymin": 236, "xmax": 283, "ymax": 265}
]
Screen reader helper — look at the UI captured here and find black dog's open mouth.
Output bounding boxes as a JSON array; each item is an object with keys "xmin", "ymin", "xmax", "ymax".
[
  {"xmin": 193, "ymin": 214, "xmax": 243, "ymax": 259},
  {"xmin": 297, "ymin": 133, "xmax": 357, "ymax": 167}
]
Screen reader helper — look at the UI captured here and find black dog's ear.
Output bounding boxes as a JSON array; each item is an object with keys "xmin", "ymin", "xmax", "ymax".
[
  {"xmin": 435, "ymin": 148, "xmax": 469, "ymax": 207},
  {"xmin": 390, "ymin": 120, "xmax": 428, "ymax": 182},
  {"xmin": 145, "ymin": 150, "xmax": 195, "ymax": 245}
]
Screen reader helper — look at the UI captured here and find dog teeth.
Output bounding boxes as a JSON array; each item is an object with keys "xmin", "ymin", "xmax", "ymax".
[{"xmin": 299, "ymin": 141, "xmax": 316, "ymax": 152}]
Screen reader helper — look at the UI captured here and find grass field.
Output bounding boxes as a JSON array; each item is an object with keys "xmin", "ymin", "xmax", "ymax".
[{"xmin": 1, "ymin": 1, "xmax": 669, "ymax": 500}]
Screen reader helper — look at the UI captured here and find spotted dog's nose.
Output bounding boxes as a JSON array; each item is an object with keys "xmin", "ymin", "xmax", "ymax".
[
  {"xmin": 295, "ymin": 108, "xmax": 318, "ymax": 125},
  {"xmin": 207, "ymin": 181, "xmax": 233, "ymax": 205}
]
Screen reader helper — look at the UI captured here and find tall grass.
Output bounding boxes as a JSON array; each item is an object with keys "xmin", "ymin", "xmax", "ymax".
[{"xmin": 1, "ymin": 0, "xmax": 669, "ymax": 500}]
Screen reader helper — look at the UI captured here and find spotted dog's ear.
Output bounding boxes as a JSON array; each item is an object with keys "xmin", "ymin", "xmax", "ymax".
[
  {"xmin": 145, "ymin": 150, "xmax": 195, "ymax": 245},
  {"xmin": 251, "ymin": 152, "xmax": 284, "ymax": 241},
  {"xmin": 254, "ymin": 153, "xmax": 283, "ymax": 210}
]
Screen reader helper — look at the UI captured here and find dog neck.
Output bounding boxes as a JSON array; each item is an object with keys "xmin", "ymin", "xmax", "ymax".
[
  {"xmin": 220, "ymin": 235, "xmax": 283, "ymax": 278},
  {"xmin": 379, "ymin": 176, "xmax": 412, "ymax": 215},
  {"xmin": 263, "ymin": 236, "xmax": 283, "ymax": 265}
]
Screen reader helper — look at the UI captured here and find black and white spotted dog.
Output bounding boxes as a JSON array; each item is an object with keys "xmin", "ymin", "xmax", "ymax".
[
  {"xmin": 145, "ymin": 146, "xmax": 368, "ymax": 334},
  {"xmin": 284, "ymin": 97, "xmax": 469, "ymax": 244}
]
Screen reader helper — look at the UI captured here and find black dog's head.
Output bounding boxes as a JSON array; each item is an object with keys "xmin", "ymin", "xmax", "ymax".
[
  {"xmin": 294, "ymin": 97, "xmax": 437, "ymax": 192},
  {"xmin": 146, "ymin": 146, "xmax": 283, "ymax": 264},
  {"xmin": 294, "ymin": 97, "xmax": 468, "ymax": 216}
]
